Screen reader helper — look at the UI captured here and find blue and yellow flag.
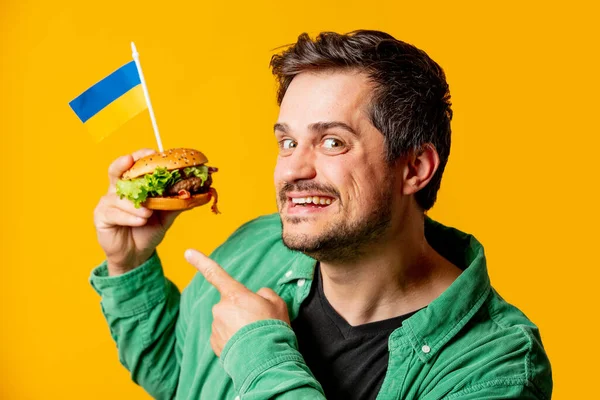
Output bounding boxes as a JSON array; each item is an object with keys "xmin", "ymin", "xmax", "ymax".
[{"xmin": 69, "ymin": 61, "xmax": 147, "ymax": 142}]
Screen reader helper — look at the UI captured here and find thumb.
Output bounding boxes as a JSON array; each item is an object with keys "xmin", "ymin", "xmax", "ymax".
[
  {"xmin": 256, "ymin": 287, "xmax": 290, "ymax": 324},
  {"xmin": 256, "ymin": 287, "xmax": 283, "ymax": 304},
  {"xmin": 108, "ymin": 155, "xmax": 134, "ymax": 190}
]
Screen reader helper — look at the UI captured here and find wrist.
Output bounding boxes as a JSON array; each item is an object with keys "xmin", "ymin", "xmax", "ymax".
[
  {"xmin": 107, "ymin": 262, "xmax": 134, "ymax": 276},
  {"xmin": 107, "ymin": 252, "xmax": 153, "ymax": 276}
]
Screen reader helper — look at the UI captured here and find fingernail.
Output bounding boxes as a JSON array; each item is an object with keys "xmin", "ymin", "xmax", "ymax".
[{"xmin": 184, "ymin": 249, "xmax": 195, "ymax": 262}]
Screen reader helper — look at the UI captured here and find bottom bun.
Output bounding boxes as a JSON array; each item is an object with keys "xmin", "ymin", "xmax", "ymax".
[{"xmin": 142, "ymin": 193, "xmax": 212, "ymax": 211}]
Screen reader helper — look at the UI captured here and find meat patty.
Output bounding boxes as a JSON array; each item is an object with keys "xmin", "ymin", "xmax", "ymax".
[{"xmin": 167, "ymin": 174, "xmax": 213, "ymax": 195}]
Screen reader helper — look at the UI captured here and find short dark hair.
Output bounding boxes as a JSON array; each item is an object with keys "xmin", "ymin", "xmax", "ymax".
[{"xmin": 270, "ymin": 30, "xmax": 452, "ymax": 211}]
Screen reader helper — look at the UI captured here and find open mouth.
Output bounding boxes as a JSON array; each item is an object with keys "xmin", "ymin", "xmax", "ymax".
[{"xmin": 288, "ymin": 195, "xmax": 336, "ymax": 209}]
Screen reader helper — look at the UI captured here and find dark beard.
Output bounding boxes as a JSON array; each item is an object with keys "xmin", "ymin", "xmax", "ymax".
[{"xmin": 279, "ymin": 181, "xmax": 393, "ymax": 263}]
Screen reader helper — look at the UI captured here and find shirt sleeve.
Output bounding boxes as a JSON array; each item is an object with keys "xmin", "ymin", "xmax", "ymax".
[
  {"xmin": 221, "ymin": 319, "xmax": 326, "ymax": 399},
  {"xmin": 90, "ymin": 252, "xmax": 184, "ymax": 400},
  {"xmin": 443, "ymin": 382, "xmax": 547, "ymax": 400}
]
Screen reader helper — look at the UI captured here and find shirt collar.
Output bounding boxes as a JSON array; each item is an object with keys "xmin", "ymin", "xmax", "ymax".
[
  {"xmin": 276, "ymin": 251, "xmax": 316, "ymax": 286},
  {"xmin": 391, "ymin": 216, "xmax": 491, "ymax": 362}
]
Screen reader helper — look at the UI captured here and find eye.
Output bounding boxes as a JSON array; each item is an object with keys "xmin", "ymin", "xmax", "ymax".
[
  {"xmin": 322, "ymin": 137, "xmax": 345, "ymax": 150},
  {"xmin": 278, "ymin": 138, "xmax": 297, "ymax": 156},
  {"xmin": 323, "ymin": 138, "xmax": 342, "ymax": 148},
  {"xmin": 279, "ymin": 139, "xmax": 297, "ymax": 150}
]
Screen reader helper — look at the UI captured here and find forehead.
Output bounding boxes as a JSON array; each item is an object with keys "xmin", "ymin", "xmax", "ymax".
[{"xmin": 278, "ymin": 70, "xmax": 374, "ymax": 126}]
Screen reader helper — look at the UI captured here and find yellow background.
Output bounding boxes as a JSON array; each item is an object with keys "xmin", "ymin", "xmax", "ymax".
[{"xmin": 1, "ymin": 1, "xmax": 597, "ymax": 398}]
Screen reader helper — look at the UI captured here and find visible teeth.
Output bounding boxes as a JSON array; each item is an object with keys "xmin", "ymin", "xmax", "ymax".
[{"xmin": 291, "ymin": 196, "xmax": 334, "ymax": 205}]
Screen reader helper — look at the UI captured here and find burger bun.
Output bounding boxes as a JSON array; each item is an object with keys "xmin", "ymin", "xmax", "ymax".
[
  {"xmin": 142, "ymin": 192, "xmax": 212, "ymax": 211},
  {"xmin": 123, "ymin": 148, "xmax": 208, "ymax": 180}
]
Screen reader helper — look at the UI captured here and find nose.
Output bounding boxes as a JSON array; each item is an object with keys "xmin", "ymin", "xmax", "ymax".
[{"xmin": 279, "ymin": 144, "xmax": 317, "ymax": 183}]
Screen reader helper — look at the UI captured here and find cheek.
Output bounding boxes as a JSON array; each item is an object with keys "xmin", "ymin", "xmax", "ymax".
[
  {"xmin": 318, "ymin": 164, "xmax": 361, "ymax": 207},
  {"xmin": 319, "ymin": 162, "xmax": 348, "ymax": 187},
  {"xmin": 340, "ymin": 165, "xmax": 386, "ymax": 209}
]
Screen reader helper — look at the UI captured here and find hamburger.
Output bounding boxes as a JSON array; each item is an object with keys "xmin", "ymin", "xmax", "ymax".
[{"xmin": 116, "ymin": 148, "xmax": 219, "ymax": 213}]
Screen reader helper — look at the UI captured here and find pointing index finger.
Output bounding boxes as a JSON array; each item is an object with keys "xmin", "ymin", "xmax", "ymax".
[{"xmin": 184, "ymin": 249, "xmax": 250, "ymax": 297}]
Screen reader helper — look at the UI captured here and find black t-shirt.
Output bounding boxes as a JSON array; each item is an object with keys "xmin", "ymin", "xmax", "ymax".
[{"xmin": 291, "ymin": 265, "xmax": 421, "ymax": 400}]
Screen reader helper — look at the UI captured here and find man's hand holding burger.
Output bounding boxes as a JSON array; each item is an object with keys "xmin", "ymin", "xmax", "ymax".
[
  {"xmin": 94, "ymin": 147, "xmax": 219, "ymax": 276},
  {"xmin": 94, "ymin": 149, "xmax": 183, "ymax": 276}
]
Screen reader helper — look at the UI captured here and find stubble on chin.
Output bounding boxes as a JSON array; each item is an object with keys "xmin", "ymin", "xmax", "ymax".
[
  {"xmin": 277, "ymin": 178, "xmax": 393, "ymax": 263},
  {"xmin": 280, "ymin": 206, "xmax": 391, "ymax": 263}
]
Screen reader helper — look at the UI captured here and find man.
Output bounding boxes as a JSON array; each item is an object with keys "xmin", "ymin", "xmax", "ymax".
[{"xmin": 91, "ymin": 30, "xmax": 552, "ymax": 399}]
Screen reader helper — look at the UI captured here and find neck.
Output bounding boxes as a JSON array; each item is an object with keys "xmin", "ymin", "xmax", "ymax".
[{"xmin": 319, "ymin": 211, "xmax": 462, "ymax": 326}]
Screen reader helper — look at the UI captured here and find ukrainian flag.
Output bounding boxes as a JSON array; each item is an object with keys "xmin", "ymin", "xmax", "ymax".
[{"xmin": 69, "ymin": 61, "xmax": 147, "ymax": 142}]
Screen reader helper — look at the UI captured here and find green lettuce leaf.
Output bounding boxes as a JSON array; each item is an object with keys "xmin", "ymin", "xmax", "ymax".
[
  {"xmin": 183, "ymin": 165, "xmax": 208, "ymax": 182},
  {"xmin": 116, "ymin": 165, "xmax": 209, "ymax": 208}
]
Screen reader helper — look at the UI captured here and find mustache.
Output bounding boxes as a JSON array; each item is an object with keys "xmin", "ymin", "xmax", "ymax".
[{"xmin": 278, "ymin": 181, "xmax": 340, "ymax": 204}]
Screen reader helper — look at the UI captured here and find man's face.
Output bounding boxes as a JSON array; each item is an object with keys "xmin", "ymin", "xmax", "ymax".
[{"xmin": 274, "ymin": 70, "xmax": 398, "ymax": 262}]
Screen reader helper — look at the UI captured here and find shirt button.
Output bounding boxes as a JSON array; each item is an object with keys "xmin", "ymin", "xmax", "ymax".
[
  {"xmin": 285, "ymin": 270, "xmax": 292, "ymax": 278},
  {"xmin": 421, "ymin": 345, "xmax": 431, "ymax": 354},
  {"xmin": 297, "ymin": 278, "xmax": 306, "ymax": 287}
]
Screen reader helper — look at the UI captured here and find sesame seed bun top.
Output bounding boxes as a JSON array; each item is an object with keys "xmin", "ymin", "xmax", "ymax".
[{"xmin": 122, "ymin": 148, "xmax": 208, "ymax": 180}]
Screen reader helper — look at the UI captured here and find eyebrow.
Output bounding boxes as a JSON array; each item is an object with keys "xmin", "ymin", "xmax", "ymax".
[{"xmin": 274, "ymin": 121, "xmax": 358, "ymax": 137}]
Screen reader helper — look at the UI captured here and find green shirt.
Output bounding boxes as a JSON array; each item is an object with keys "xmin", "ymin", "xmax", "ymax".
[{"xmin": 90, "ymin": 214, "xmax": 552, "ymax": 399}]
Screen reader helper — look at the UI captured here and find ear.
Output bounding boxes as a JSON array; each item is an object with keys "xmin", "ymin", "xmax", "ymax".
[{"xmin": 401, "ymin": 144, "xmax": 440, "ymax": 196}]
